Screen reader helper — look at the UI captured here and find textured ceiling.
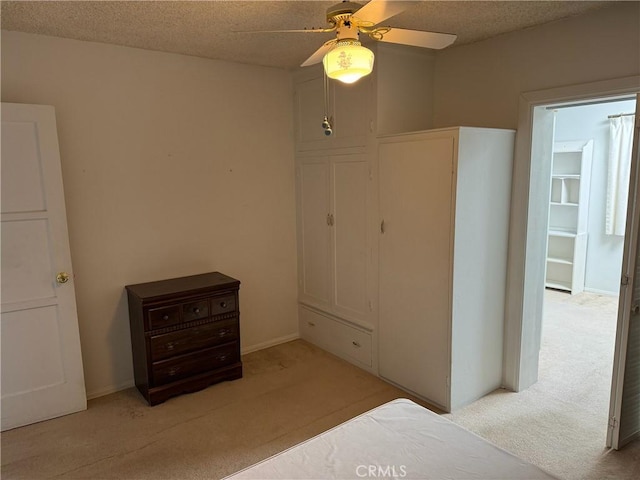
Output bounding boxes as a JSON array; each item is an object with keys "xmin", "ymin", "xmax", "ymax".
[{"xmin": 1, "ymin": 1, "xmax": 617, "ymax": 70}]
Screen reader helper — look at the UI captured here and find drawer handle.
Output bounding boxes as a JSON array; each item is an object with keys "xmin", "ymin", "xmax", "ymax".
[
  {"xmin": 162, "ymin": 314, "xmax": 170, "ymax": 321},
  {"xmin": 167, "ymin": 367, "xmax": 181, "ymax": 376},
  {"xmin": 218, "ymin": 329, "xmax": 230, "ymax": 337},
  {"xmin": 352, "ymin": 341, "xmax": 361, "ymax": 348},
  {"xmin": 166, "ymin": 342, "xmax": 175, "ymax": 351},
  {"xmin": 308, "ymin": 321, "xmax": 316, "ymax": 327},
  {"xmin": 220, "ymin": 301, "xmax": 227, "ymax": 309},
  {"xmin": 217, "ymin": 354, "xmax": 228, "ymax": 362},
  {"xmin": 193, "ymin": 307, "xmax": 200, "ymax": 314}
]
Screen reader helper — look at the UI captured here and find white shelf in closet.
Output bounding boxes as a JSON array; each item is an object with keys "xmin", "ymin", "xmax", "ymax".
[
  {"xmin": 545, "ymin": 140, "xmax": 593, "ymax": 295},
  {"xmin": 548, "ymin": 229, "xmax": 577, "ymax": 237}
]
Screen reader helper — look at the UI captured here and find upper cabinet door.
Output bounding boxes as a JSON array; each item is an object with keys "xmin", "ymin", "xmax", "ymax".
[
  {"xmin": 295, "ymin": 77, "xmax": 327, "ymax": 150},
  {"xmin": 296, "ymin": 155, "xmax": 332, "ymax": 310},
  {"xmin": 295, "ymin": 75, "xmax": 370, "ymax": 152}
]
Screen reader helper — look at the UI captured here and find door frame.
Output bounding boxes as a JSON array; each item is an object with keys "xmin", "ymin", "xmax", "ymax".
[
  {"xmin": 503, "ymin": 75, "xmax": 640, "ymax": 392},
  {"xmin": 607, "ymin": 98, "xmax": 640, "ymax": 449}
]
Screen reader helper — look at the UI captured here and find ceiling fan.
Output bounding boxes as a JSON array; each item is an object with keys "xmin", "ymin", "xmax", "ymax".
[{"xmin": 257, "ymin": 0, "xmax": 457, "ymax": 84}]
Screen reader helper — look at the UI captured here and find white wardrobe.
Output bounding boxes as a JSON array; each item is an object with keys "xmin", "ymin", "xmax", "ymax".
[{"xmin": 378, "ymin": 127, "xmax": 515, "ymax": 411}]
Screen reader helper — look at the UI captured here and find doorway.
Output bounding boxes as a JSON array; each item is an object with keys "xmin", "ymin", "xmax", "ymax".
[
  {"xmin": 537, "ymin": 97, "xmax": 636, "ymax": 443},
  {"xmin": 503, "ymin": 76, "xmax": 640, "ymax": 451}
]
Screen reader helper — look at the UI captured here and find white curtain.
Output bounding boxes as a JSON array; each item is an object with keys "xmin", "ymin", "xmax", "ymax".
[{"xmin": 606, "ymin": 115, "xmax": 635, "ymax": 236}]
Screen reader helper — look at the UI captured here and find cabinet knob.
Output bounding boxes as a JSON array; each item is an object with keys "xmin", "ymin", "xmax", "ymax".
[
  {"xmin": 217, "ymin": 354, "xmax": 228, "ymax": 362},
  {"xmin": 166, "ymin": 342, "xmax": 175, "ymax": 351},
  {"xmin": 220, "ymin": 301, "xmax": 227, "ymax": 308},
  {"xmin": 352, "ymin": 341, "xmax": 361, "ymax": 348},
  {"xmin": 308, "ymin": 321, "xmax": 316, "ymax": 327},
  {"xmin": 162, "ymin": 314, "xmax": 170, "ymax": 321},
  {"xmin": 168, "ymin": 367, "xmax": 180, "ymax": 376},
  {"xmin": 193, "ymin": 307, "xmax": 200, "ymax": 314},
  {"xmin": 218, "ymin": 329, "xmax": 230, "ymax": 337}
]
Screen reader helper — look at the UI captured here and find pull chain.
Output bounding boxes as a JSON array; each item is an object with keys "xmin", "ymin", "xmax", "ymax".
[{"xmin": 322, "ymin": 69, "xmax": 333, "ymax": 136}]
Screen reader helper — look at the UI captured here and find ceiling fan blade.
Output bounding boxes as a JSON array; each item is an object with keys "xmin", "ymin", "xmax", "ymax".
[
  {"xmin": 301, "ymin": 41, "xmax": 336, "ymax": 67},
  {"xmin": 352, "ymin": 0, "xmax": 421, "ymax": 26},
  {"xmin": 377, "ymin": 28, "xmax": 457, "ymax": 49},
  {"xmin": 234, "ymin": 28, "xmax": 334, "ymax": 34}
]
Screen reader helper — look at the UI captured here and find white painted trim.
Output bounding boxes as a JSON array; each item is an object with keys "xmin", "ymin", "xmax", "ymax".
[
  {"xmin": 86, "ymin": 380, "xmax": 135, "ymax": 400},
  {"xmin": 241, "ymin": 333, "xmax": 300, "ymax": 355},
  {"xmin": 504, "ymin": 76, "xmax": 640, "ymax": 392},
  {"xmin": 584, "ymin": 288, "xmax": 619, "ymax": 297}
]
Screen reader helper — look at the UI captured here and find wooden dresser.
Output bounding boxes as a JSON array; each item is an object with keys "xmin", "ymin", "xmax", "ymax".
[{"xmin": 126, "ymin": 272, "xmax": 242, "ymax": 405}]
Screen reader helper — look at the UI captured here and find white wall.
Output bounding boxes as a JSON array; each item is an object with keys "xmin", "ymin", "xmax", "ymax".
[
  {"xmin": 554, "ymin": 100, "xmax": 637, "ymax": 295},
  {"xmin": 433, "ymin": 2, "xmax": 640, "ymax": 129},
  {"xmin": 1, "ymin": 31, "xmax": 298, "ymax": 399}
]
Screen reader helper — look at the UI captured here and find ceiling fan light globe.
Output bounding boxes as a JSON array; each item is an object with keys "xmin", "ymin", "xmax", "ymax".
[{"xmin": 323, "ymin": 41, "xmax": 374, "ymax": 84}]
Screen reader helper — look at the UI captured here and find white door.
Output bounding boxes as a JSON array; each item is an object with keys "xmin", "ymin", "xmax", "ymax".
[
  {"xmin": 608, "ymin": 98, "xmax": 640, "ymax": 449},
  {"xmin": 378, "ymin": 137, "xmax": 454, "ymax": 410},
  {"xmin": 1, "ymin": 103, "xmax": 86, "ymax": 431}
]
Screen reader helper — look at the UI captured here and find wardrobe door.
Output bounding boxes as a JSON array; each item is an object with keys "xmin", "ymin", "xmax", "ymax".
[
  {"xmin": 331, "ymin": 153, "xmax": 369, "ymax": 322},
  {"xmin": 297, "ymin": 156, "xmax": 331, "ymax": 310},
  {"xmin": 378, "ymin": 136, "xmax": 454, "ymax": 410}
]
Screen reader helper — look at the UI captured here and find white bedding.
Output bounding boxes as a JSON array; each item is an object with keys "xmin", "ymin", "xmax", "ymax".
[{"xmin": 225, "ymin": 398, "xmax": 557, "ymax": 480}]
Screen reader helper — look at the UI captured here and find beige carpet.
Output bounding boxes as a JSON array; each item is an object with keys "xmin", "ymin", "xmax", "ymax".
[
  {"xmin": 2, "ymin": 292, "xmax": 638, "ymax": 479},
  {"xmin": 444, "ymin": 289, "xmax": 640, "ymax": 480},
  {"xmin": 0, "ymin": 341, "xmax": 434, "ymax": 479}
]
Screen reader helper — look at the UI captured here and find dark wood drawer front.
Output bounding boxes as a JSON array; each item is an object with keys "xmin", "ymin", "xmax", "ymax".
[
  {"xmin": 149, "ymin": 319, "xmax": 239, "ymax": 361},
  {"xmin": 211, "ymin": 294, "xmax": 236, "ymax": 316},
  {"xmin": 152, "ymin": 342, "xmax": 239, "ymax": 385},
  {"xmin": 182, "ymin": 300, "xmax": 209, "ymax": 323},
  {"xmin": 148, "ymin": 305, "xmax": 181, "ymax": 329}
]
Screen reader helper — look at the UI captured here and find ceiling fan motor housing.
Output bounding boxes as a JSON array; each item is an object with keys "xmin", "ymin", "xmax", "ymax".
[{"xmin": 326, "ymin": 1, "xmax": 363, "ymax": 24}]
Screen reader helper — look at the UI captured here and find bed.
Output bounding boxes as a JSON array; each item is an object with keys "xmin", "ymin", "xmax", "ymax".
[{"xmin": 224, "ymin": 398, "xmax": 557, "ymax": 479}]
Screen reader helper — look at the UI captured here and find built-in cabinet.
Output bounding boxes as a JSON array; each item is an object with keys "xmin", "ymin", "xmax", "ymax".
[
  {"xmin": 545, "ymin": 140, "xmax": 593, "ymax": 294},
  {"xmin": 295, "ymin": 151, "xmax": 376, "ymax": 370},
  {"xmin": 294, "ymin": 45, "xmax": 435, "ymax": 375},
  {"xmin": 377, "ymin": 128, "xmax": 515, "ymax": 411},
  {"xmin": 293, "ymin": 47, "xmax": 515, "ymax": 411}
]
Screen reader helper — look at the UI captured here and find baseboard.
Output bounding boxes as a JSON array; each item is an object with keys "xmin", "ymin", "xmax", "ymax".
[
  {"xmin": 584, "ymin": 287, "xmax": 618, "ymax": 297},
  {"xmin": 241, "ymin": 333, "xmax": 300, "ymax": 355},
  {"xmin": 86, "ymin": 380, "xmax": 135, "ymax": 400}
]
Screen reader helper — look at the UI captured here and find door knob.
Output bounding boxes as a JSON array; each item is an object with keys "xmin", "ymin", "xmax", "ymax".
[{"xmin": 56, "ymin": 272, "xmax": 70, "ymax": 284}]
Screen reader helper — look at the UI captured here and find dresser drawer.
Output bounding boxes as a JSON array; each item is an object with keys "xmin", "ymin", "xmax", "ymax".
[
  {"xmin": 182, "ymin": 299, "xmax": 209, "ymax": 323},
  {"xmin": 148, "ymin": 305, "xmax": 181, "ymax": 330},
  {"xmin": 151, "ymin": 342, "xmax": 239, "ymax": 385},
  {"xmin": 149, "ymin": 319, "xmax": 239, "ymax": 361},
  {"xmin": 210, "ymin": 294, "xmax": 237, "ymax": 316}
]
